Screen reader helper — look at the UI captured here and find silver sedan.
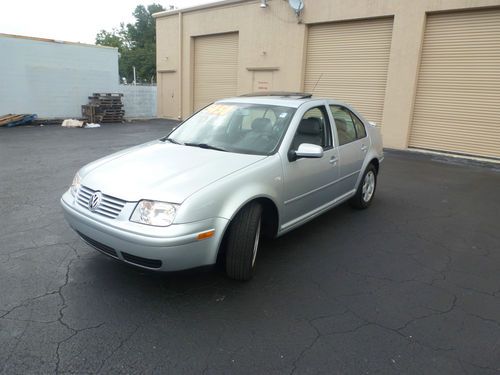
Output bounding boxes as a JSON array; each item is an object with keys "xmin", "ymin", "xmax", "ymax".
[{"xmin": 61, "ymin": 93, "xmax": 383, "ymax": 280}]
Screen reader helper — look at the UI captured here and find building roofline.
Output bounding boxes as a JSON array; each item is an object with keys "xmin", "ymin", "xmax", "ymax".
[
  {"xmin": 0, "ymin": 33, "xmax": 118, "ymax": 50},
  {"xmin": 153, "ymin": 0, "xmax": 252, "ymax": 18}
]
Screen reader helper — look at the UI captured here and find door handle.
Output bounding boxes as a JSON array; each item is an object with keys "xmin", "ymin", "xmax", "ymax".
[
  {"xmin": 329, "ymin": 156, "xmax": 337, "ymax": 165},
  {"xmin": 361, "ymin": 145, "xmax": 368, "ymax": 152}
]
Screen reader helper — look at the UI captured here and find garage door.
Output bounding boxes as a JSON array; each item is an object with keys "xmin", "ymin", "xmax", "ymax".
[
  {"xmin": 409, "ymin": 9, "xmax": 500, "ymax": 159},
  {"xmin": 304, "ymin": 18, "xmax": 393, "ymax": 128},
  {"xmin": 193, "ymin": 32, "xmax": 238, "ymax": 111}
]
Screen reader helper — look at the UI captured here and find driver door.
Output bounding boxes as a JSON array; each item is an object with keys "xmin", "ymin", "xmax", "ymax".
[{"xmin": 281, "ymin": 105, "xmax": 340, "ymax": 228}]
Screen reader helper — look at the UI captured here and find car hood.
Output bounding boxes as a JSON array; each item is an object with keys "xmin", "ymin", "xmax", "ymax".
[{"xmin": 80, "ymin": 140, "xmax": 266, "ymax": 203}]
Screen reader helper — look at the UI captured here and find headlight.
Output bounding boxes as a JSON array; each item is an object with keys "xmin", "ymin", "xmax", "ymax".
[
  {"xmin": 130, "ymin": 200, "xmax": 178, "ymax": 227},
  {"xmin": 70, "ymin": 173, "xmax": 81, "ymax": 197}
]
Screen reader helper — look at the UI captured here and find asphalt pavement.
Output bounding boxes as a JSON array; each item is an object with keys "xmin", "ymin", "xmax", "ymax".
[{"xmin": 1, "ymin": 120, "xmax": 499, "ymax": 374}]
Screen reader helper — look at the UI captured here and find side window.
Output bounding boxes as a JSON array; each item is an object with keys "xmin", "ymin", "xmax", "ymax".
[
  {"xmin": 330, "ymin": 105, "xmax": 357, "ymax": 146},
  {"xmin": 292, "ymin": 106, "xmax": 332, "ymax": 150},
  {"xmin": 350, "ymin": 112, "xmax": 367, "ymax": 139}
]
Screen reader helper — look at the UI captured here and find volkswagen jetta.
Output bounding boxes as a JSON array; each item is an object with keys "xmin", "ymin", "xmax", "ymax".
[{"xmin": 61, "ymin": 93, "xmax": 383, "ymax": 280}]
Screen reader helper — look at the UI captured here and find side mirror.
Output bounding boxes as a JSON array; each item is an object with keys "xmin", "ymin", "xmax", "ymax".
[
  {"xmin": 368, "ymin": 121, "xmax": 377, "ymax": 127},
  {"xmin": 290, "ymin": 143, "xmax": 324, "ymax": 161}
]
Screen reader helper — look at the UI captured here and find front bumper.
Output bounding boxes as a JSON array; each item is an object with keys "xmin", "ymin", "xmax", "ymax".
[{"xmin": 61, "ymin": 191, "xmax": 228, "ymax": 271}]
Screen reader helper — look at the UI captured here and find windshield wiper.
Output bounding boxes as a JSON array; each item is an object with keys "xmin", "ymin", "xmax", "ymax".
[
  {"xmin": 162, "ymin": 137, "xmax": 182, "ymax": 145},
  {"xmin": 184, "ymin": 142, "xmax": 227, "ymax": 152}
]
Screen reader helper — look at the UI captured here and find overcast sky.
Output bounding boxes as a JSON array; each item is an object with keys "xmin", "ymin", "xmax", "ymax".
[{"xmin": 0, "ymin": 0, "xmax": 218, "ymax": 44}]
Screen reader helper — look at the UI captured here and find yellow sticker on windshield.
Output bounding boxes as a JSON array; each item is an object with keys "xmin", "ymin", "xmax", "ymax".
[{"xmin": 205, "ymin": 104, "xmax": 233, "ymax": 116}]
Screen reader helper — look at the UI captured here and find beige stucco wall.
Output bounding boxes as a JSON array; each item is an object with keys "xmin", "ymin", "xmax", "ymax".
[{"xmin": 156, "ymin": 0, "xmax": 500, "ymax": 149}]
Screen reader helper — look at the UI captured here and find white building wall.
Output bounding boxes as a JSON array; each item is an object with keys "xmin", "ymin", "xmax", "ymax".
[
  {"xmin": 120, "ymin": 85, "xmax": 157, "ymax": 118},
  {"xmin": 0, "ymin": 34, "xmax": 119, "ymax": 118}
]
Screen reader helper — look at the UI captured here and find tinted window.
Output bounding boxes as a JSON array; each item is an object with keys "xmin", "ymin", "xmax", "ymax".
[
  {"xmin": 291, "ymin": 106, "xmax": 332, "ymax": 150},
  {"xmin": 351, "ymin": 112, "xmax": 367, "ymax": 139},
  {"xmin": 330, "ymin": 105, "xmax": 357, "ymax": 145}
]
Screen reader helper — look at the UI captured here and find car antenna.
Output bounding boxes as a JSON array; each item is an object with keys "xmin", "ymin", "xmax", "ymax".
[{"xmin": 311, "ymin": 73, "xmax": 323, "ymax": 94}]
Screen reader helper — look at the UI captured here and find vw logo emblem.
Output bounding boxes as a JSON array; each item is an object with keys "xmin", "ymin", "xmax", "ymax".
[{"xmin": 88, "ymin": 191, "xmax": 102, "ymax": 211}]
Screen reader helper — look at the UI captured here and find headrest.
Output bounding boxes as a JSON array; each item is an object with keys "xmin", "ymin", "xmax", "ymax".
[
  {"xmin": 251, "ymin": 118, "xmax": 272, "ymax": 132},
  {"xmin": 335, "ymin": 118, "xmax": 348, "ymax": 132},
  {"xmin": 298, "ymin": 118, "xmax": 322, "ymax": 135}
]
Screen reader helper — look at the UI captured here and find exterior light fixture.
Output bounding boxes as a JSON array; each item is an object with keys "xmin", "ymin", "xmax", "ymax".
[{"xmin": 260, "ymin": 0, "xmax": 268, "ymax": 8}]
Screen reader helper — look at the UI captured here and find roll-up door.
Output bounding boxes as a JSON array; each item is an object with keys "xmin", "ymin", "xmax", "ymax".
[
  {"xmin": 304, "ymin": 18, "xmax": 393, "ymax": 128},
  {"xmin": 193, "ymin": 32, "xmax": 238, "ymax": 111},
  {"xmin": 409, "ymin": 9, "xmax": 500, "ymax": 159}
]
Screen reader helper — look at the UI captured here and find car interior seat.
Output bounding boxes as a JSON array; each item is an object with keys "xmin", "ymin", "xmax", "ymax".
[
  {"xmin": 234, "ymin": 117, "xmax": 274, "ymax": 152},
  {"xmin": 251, "ymin": 117, "xmax": 272, "ymax": 133},
  {"xmin": 292, "ymin": 117, "xmax": 323, "ymax": 150},
  {"xmin": 335, "ymin": 118, "xmax": 350, "ymax": 145}
]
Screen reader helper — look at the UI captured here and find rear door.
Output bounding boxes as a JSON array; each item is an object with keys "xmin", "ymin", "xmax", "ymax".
[{"xmin": 330, "ymin": 105, "xmax": 369, "ymax": 194}]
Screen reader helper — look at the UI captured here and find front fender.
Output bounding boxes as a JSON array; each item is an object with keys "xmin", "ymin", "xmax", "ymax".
[{"xmin": 175, "ymin": 154, "xmax": 283, "ymax": 225}]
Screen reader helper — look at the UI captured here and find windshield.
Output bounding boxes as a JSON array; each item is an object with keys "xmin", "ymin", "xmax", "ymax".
[{"xmin": 167, "ymin": 102, "xmax": 296, "ymax": 155}]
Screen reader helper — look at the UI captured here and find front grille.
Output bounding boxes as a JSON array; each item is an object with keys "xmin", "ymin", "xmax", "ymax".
[
  {"xmin": 121, "ymin": 252, "xmax": 162, "ymax": 269},
  {"xmin": 77, "ymin": 185, "xmax": 126, "ymax": 219},
  {"xmin": 77, "ymin": 231, "xmax": 118, "ymax": 258}
]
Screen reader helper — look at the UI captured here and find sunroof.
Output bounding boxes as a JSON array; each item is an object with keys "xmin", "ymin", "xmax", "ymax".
[{"xmin": 239, "ymin": 92, "xmax": 312, "ymax": 99}]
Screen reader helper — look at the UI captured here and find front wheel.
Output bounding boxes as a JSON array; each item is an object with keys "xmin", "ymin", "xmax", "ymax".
[
  {"xmin": 225, "ymin": 202, "xmax": 263, "ymax": 281},
  {"xmin": 350, "ymin": 164, "xmax": 377, "ymax": 209}
]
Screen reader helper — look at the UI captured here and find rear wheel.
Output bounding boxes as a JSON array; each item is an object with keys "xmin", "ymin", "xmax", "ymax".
[
  {"xmin": 350, "ymin": 164, "xmax": 377, "ymax": 209},
  {"xmin": 225, "ymin": 202, "xmax": 263, "ymax": 281}
]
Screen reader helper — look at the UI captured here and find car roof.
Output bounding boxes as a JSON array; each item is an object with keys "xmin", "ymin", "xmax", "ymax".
[{"xmin": 217, "ymin": 92, "xmax": 348, "ymax": 108}]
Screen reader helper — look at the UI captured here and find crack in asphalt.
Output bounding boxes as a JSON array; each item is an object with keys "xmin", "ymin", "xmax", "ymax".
[
  {"xmin": 0, "ymin": 244, "xmax": 96, "ymax": 374},
  {"xmin": 289, "ymin": 272, "xmax": 500, "ymax": 373},
  {"xmin": 54, "ymin": 322, "xmax": 105, "ymax": 374},
  {"xmin": 465, "ymin": 312, "xmax": 500, "ymax": 330},
  {"xmin": 2, "ymin": 129, "xmax": 499, "ymax": 373},
  {"xmin": 0, "ymin": 239, "xmax": 107, "ymax": 374},
  {"xmin": 51, "ymin": 244, "xmax": 106, "ymax": 374},
  {"xmin": 456, "ymin": 285, "xmax": 500, "ymax": 298},
  {"xmin": 0, "ymin": 312, "xmax": 32, "ymax": 373},
  {"xmin": 94, "ymin": 325, "xmax": 140, "ymax": 374},
  {"xmin": 289, "ymin": 311, "xmax": 372, "ymax": 375},
  {"xmin": 0, "ymin": 290, "xmax": 62, "ymax": 320},
  {"xmin": 289, "ymin": 320, "xmax": 322, "ymax": 375}
]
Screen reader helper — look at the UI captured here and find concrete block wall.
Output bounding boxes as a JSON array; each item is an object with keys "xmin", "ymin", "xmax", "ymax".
[
  {"xmin": 120, "ymin": 85, "xmax": 157, "ymax": 119},
  {"xmin": 0, "ymin": 34, "xmax": 119, "ymax": 118}
]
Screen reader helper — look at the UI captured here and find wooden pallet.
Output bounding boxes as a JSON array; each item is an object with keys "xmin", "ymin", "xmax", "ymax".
[
  {"xmin": 82, "ymin": 93, "xmax": 125, "ymax": 123},
  {"xmin": 0, "ymin": 114, "xmax": 25, "ymax": 126},
  {"xmin": 0, "ymin": 114, "xmax": 37, "ymax": 127},
  {"xmin": 92, "ymin": 93, "xmax": 123, "ymax": 97}
]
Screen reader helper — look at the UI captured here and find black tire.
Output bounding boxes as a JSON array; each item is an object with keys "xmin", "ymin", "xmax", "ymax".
[
  {"xmin": 350, "ymin": 164, "xmax": 377, "ymax": 209},
  {"xmin": 225, "ymin": 202, "xmax": 263, "ymax": 281}
]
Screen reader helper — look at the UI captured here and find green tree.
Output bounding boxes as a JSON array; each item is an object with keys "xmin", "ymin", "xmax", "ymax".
[
  {"xmin": 95, "ymin": 24, "xmax": 130, "ymax": 54},
  {"xmin": 96, "ymin": 3, "xmax": 170, "ymax": 83}
]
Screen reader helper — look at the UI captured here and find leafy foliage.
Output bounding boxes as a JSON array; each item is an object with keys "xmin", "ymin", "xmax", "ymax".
[{"xmin": 96, "ymin": 3, "xmax": 171, "ymax": 83}]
